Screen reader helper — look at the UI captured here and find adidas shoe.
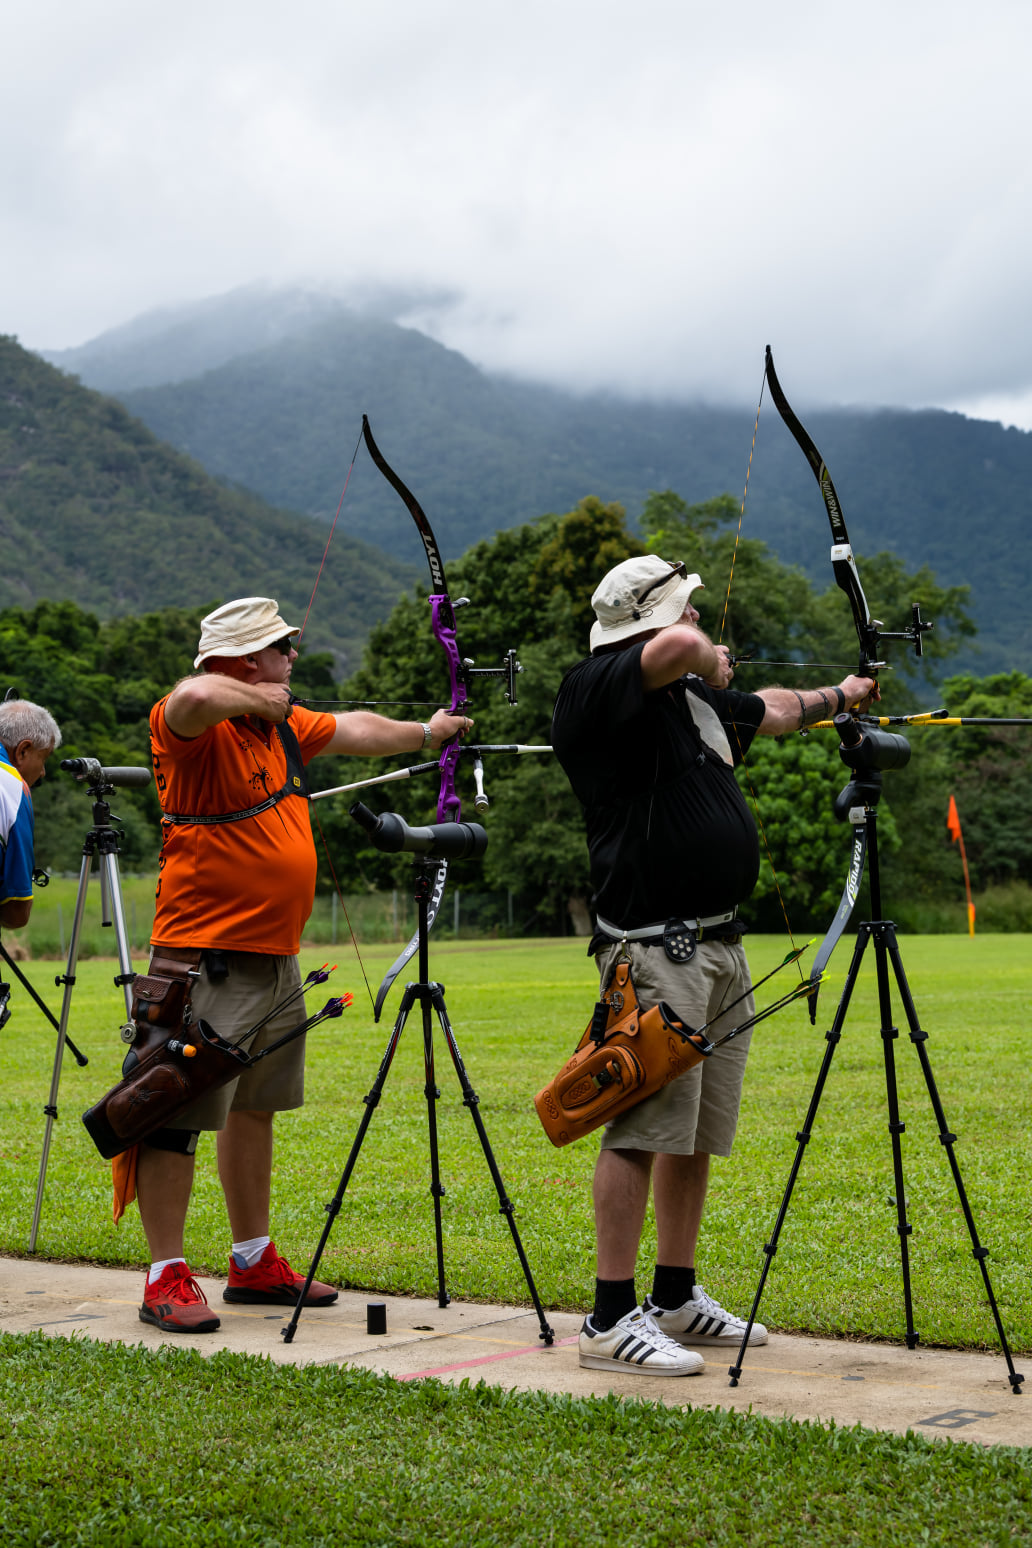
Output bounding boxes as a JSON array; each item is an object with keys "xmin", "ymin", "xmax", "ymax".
[
  {"xmin": 223, "ymin": 1240, "xmax": 339, "ymax": 1306},
  {"xmin": 643, "ymin": 1284, "xmax": 767, "ymax": 1346},
  {"xmin": 579, "ymin": 1306, "xmax": 705, "ymax": 1375},
  {"xmin": 140, "ymin": 1262, "xmax": 221, "ymax": 1334}
]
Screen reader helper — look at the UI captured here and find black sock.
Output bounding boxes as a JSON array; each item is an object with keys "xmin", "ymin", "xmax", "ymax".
[
  {"xmin": 591, "ymin": 1278, "xmax": 637, "ymax": 1331},
  {"xmin": 650, "ymin": 1264, "xmax": 696, "ymax": 1311}
]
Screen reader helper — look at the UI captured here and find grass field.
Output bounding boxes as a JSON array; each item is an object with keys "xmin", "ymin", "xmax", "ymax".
[
  {"xmin": 2, "ymin": 930, "xmax": 1030, "ymax": 1546},
  {"xmin": 1, "ymin": 931, "xmax": 1029, "ymax": 1352},
  {"xmin": 2, "ymin": 1333, "xmax": 1030, "ymax": 1548}
]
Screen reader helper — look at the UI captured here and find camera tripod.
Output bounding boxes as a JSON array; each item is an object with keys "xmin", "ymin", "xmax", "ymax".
[
  {"xmin": 29, "ymin": 760, "xmax": 149, "ymax": 1251},
  {"xmin": 283, "ymin": 851, "xmax": 555, "ymax": 1345},
  {"xmin": 728, "ymin": 747, "xmax": 1024, "ymax": 1395}
]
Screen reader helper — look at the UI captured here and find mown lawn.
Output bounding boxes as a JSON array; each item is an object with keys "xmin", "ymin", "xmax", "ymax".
[
  {"xmin": 1, "ymin": 931, "xmax": 1028, "ymax": 1353},
  {"xmin": 2, "ymin": 931, "xmax": 1030, "ymax": 1547},
  {"xmin": 1, "ymin": 1333, "xmax": 1030, "ymax": 1548}
]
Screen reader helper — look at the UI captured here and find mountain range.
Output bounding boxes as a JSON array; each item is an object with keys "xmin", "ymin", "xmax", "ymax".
[
  {"xmin": 0, "ymin": 333, "xmax": 418, "ymax": 672},
  {"xmin": 37, "ymin": 286, "xmax": 1032, "ymax": 674}
]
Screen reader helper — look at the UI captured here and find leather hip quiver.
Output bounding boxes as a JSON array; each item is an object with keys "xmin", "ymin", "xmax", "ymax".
[
  {"xmin": 81, "ymin": 949, "xmax": 250, "ymax": 1159},
  {"xmin": 534, "ymin": 958, "xmax": 713, "ymax": 1148}
]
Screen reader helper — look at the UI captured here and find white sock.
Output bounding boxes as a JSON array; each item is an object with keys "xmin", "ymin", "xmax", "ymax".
[
  {"xmin": 148, "ymin": 1257, "xmax": 187, "ymax": 1284},
  {"xmin": 232, "ymin": 1235, "xmax": 271, "ymax": 1268}
]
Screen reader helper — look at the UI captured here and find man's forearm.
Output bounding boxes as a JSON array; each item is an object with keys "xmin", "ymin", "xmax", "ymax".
[
  {"xmin": 329, "ymin": 712, "xmax": 429, "ymax": 756},
  {"xmin": 757, "ymin": 674, "xmax": 876, "ymax": 736}
]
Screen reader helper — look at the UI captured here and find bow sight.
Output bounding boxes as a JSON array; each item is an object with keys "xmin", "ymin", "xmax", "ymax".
[{"xmin": 450, "ymin": 600, "xmax": 522, "ymax": 706}]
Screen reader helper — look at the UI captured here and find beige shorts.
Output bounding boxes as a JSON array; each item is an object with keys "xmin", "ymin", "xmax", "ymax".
[
  {"xmin": 167, "ymin": 952, "xmax": 307, "ymax": 1131},
  {"xmin": 595, "ymin": 937, "xmax": 755, "ymax": 1157}
]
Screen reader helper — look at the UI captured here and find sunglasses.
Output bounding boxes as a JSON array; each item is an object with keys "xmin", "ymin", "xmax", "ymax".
[
  {"xmin": 269, "ymin": 635, "xmax": 297, "ymax": 656},
  {"xmin": 629, "ymin": 560, "xmax": 688, "ymax": 620}
]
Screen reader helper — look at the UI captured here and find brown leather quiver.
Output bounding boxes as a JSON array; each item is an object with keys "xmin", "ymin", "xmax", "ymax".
[
  {"xmin": 534, "ymin": 959, "xmax": 713, "ymax": 1148},
  {"xmin": 82, "ymin": 1018, "xmax": 251, "ymax": 1159},
  {"xmin": 81, "ymin": 950, "xmax": 250, "ymax": 1159}
]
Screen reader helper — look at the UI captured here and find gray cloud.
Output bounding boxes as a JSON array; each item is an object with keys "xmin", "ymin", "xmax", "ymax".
[{"xmin": 4, "ymin": 0, "xmax": 1031, "ymax": 423}]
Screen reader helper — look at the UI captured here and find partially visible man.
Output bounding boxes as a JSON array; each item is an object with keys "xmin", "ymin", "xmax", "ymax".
[
  {"xmin": 136, "ymin": 597, "xmax": 472, "ymax": 1334},
  {"xmin": 0, "ymin": 699, "xmax": 62, "ymax": 932},
  {"xmin": 551, "ymin": 555, "xmax": 876, "ymax": 1377}
]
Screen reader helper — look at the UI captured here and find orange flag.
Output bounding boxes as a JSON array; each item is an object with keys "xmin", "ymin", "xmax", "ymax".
[
  {"xmin": 946, "ymin": 794, "xmax": 962, "ymax": 842},
  {"xmin": 946, "ymin": 795, "xmax": 975, "ymax": 936}
]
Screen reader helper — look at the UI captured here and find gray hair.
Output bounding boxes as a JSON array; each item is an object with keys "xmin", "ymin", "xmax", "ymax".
[{"xmin": 0, "ymin": 699, "xmax": 62, "ymax": 754}]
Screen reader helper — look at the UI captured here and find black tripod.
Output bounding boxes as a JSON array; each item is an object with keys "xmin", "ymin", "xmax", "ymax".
[
  {"xmin": 29, "ymin": 758, "xmax": 150, "ymax": 1251},
  {"xmin": 283, "ymin": 852, "xmax": 555, "ymax": 1345},
  {"xmin": 728, "ymin": 731, "xmax": 1024, "ymax": 1395}
]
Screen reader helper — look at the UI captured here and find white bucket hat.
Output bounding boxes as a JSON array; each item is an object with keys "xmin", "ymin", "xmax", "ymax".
[
  {"xmin": 193, "ymin": 597, "xmax": 300, "ymax": 669},
  {"xmin": 589, "ymin": 556, "xmax": 703, "ymax": 652}
]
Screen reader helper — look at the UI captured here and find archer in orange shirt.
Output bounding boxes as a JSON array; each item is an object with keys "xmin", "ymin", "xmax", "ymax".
[{"xmin": 136, "ymin": 596, "xmax": 471, "ymax": 1333}]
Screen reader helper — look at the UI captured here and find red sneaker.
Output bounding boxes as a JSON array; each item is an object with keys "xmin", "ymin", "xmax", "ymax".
[
  {"xmin": 140, "ymin": 1262, "xmax": 221, "ymax": 1333},
  {"xmin": 223, "ymin": 1241, "xmax": 339, "ymax": 1306}
]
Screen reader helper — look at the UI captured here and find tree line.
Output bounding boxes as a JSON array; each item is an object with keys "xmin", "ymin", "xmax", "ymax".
[{"xmin": 3, "ymin": 494, "xmax": 1029, "ymax": 935}]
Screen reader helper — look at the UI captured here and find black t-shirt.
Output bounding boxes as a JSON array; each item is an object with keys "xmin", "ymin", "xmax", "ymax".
[{"xmin": 551, "ymin": 642, "xmax": 765, "ymax": 927}]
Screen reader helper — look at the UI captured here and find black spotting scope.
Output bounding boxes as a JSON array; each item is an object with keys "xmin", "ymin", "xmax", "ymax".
[
  {"xmin": 834, "ymin": 713, "xmax": 910, "ymax": 773},
  {"xmin": 61, "ymin": 757, "xmax": 152, "ymax": 789},
  {"xmin": 349, "ymin": 801, "xmax": 488, "ymax": 860}
]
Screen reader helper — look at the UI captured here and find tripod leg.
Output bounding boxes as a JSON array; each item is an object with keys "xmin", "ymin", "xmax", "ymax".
[
  {"xmin": 97, "ymin": 847, "xmax": 137, "ymax": 1018},
  {"xmin": 871, "ymin": 921, "xmax": 919, "ymax": 1349},
  {"xmin": 0, "ymin": 941, "xmax": 87, "ymax": 1065},
  {"xmin": 885, "ymin": 933, "xmax": 1024, "ymax": 1394},
  {"xmin": 728, "ymin": 925, "xmax": 870, "ymax": 1386},
  {"xmin": 29, "ymin": 848, "xmax": 94, "ymax": 1252},
  {"xmin": 420, "ymin": 986, "xmax": 449, "ymax": 1308},
  {"xmin": 430, "ymin": 985, "xmax": 555, "ymax": 1345},
  {"xmin": 282, "ymin": 985, "xmax": 416, "ymax": 1343}
]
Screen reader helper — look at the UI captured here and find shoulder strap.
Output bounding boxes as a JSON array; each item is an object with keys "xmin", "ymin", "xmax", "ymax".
[{"xmin": 161, "ymin": 721, "xmax": 311, "ymax": 828}]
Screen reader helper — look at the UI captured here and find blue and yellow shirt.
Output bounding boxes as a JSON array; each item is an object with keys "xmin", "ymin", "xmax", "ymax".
[{"xmin": 0, "ymin": 740, "xmax": 34, "ymax": 909}]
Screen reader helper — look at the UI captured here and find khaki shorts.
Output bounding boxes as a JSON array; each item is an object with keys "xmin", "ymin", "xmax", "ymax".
[
  {"xmin": 167, "ymin": 952, "xmax": 307, "ymax": 1131},
  {"xmin": 595, "ymin": 938, "xmax": 755, "ymax": 1157}
]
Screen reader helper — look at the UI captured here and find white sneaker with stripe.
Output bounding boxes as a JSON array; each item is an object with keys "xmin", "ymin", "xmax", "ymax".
[
  {"xmin": 578, "ymin": 1307, "xmax": 705, "ymax": 1375},
  {"xmin": 642, "ymin": 1285, "xmax": 768, "ymax": 1346}
]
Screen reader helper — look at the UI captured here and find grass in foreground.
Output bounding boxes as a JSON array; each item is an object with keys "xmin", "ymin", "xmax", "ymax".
[
  {"xmin": 1, "ymin": 934, "xmax": 1029, "ymax": 1351},
  {"xmin": 1, "ymin": 1333, "xmax": 1030, "ymax": 1548}
]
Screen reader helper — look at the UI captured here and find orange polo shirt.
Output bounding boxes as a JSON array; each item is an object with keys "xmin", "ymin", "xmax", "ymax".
[{"xmin": 150, "ymin": 700, "xmax": 337, "ymax": 954}]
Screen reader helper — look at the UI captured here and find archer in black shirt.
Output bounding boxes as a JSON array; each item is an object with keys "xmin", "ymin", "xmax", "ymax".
[{"xmin": 551, "ymin": 553, "xmax": 877, "ymax": 1379}]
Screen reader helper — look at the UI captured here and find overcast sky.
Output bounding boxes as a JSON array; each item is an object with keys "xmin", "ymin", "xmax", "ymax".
[{"xmin": 5, "ymin": 0, "xmax": 1032, "ymax": 426}]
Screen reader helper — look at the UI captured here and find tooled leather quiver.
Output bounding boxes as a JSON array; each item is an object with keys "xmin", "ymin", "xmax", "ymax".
[
  {"xmin": 81, "ymin": 952, "xmax": 249, "ymax": 1159},
  {"xmin": 533, "ymin": 959, "xmax": 713, "ymax": 1148}
]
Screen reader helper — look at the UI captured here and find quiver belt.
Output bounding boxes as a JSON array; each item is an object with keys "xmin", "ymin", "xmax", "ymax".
[
  {"xmin": 534, "ymin": 959, "xmax": 713, "ymax": 1148},
  {"xmin": 81, "ymin": 949, "xmax": 249, "ymax": 1159}
]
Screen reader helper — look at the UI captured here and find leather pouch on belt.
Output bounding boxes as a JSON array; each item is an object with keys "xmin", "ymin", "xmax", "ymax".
[
  {"xmin": 130, "ymin": 972, "xmax": 189, "ymax": 1029},
  {"xmin": 533, "ymin": 959, "xmax": 713, "ymax": 1148}
]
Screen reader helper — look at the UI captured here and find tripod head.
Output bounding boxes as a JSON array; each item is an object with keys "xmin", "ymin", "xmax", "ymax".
[{"xmin": 832, "ymin": 712, "xmax": 910, "ymax": 821}]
